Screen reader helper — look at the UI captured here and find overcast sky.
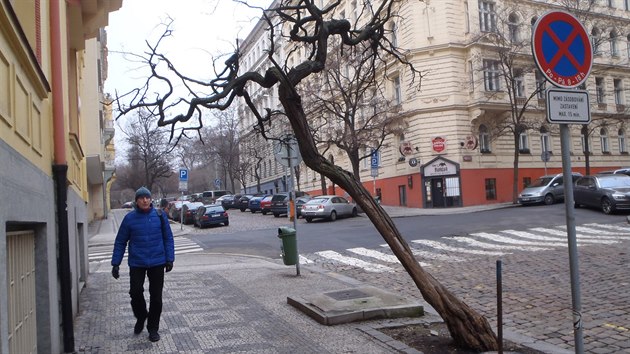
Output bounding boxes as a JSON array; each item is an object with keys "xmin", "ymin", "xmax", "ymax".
[
  {"xmin": 105, "ymin": 0, "xmax": 266, "ymax": 161},
  {"xmin": 105, "ymin": 0, "xmax": 264, "ymax": 97}
]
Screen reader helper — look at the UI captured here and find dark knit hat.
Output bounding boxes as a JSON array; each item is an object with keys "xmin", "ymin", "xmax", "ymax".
[{"xmin": 135, "ymin": 187, "xmax": 151, "ymax": 200}]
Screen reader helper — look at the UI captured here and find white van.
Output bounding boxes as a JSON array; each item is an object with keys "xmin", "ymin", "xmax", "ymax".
[
  {"xmin": 201, "ymin": 190, "xmax": 231, "ymax": 204},
  {"xmin": 517, "ymin": 172, "xmax": 582, "ymax": 205}
]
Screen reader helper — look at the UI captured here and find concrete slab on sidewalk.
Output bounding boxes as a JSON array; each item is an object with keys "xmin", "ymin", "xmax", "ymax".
[{"xmin": 288, "ymin": 285, "xmax": 424, "ymax": 325}]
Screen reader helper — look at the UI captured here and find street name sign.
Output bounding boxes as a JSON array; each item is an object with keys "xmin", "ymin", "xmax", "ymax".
[
  {"xmin": 546, "ymin": 88, "xmax": 591, "ymax": 124},
  {"xmin": 532, "ymin": 11, "xmax": 592, "ymax": 88}
]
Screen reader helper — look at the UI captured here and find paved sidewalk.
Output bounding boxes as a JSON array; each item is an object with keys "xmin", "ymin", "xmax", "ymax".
[{"xmin": 77, "ymin": 203, "xmax": 563, "ymax": 353}]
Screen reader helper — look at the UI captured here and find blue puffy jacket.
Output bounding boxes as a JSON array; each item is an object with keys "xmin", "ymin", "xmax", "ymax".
[{"xmin": 111, "ymin": 205, "xmax": 175, "ymax": 268}]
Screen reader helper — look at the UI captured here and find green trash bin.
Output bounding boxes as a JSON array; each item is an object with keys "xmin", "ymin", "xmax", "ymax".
[{"xmin": 277, "ymin": 227, "xmax": 298, "ymax": 265}]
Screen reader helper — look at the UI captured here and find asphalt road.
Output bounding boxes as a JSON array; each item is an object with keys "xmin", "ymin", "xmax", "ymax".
[{"xmin": 187, "ymin": 203, "xmax": 626, "ymax": 257}]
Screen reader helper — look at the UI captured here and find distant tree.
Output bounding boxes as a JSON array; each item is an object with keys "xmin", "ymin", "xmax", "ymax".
[
  {"xmin": 300, "ymin": 37, "xmax": 403, "ymax": 181},
  {"xmin": 118, "ymin": 108, "xmax": 174, "ymax": 191}
]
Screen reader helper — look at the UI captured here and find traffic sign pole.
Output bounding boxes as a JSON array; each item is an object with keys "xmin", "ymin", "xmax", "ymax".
[{"xmin": 533, "ymin": 11, "xmax": 587, "ymax": 353}]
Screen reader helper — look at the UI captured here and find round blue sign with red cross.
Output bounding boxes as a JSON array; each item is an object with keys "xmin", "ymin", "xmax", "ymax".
[{"xmin": 532, "ymin": 11, "xmax": 592, "ymax": 88}]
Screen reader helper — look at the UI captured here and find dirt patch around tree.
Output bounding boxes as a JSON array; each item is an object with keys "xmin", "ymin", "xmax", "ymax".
[{"xmin": 379, "ymin": 322, "xmax": 547, "ymax": 354}]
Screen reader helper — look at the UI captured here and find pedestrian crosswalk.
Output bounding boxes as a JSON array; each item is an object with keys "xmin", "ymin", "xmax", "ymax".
[
  {"xmin": 302, "ymin": 223, "xmax": 630, "ymax": 273},
  {"xmin": 88, "ymin": 237, "xmax": 204, "ymax": 263}
]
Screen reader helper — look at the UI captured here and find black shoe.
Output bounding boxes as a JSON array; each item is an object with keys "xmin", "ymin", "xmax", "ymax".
[
  {"xmin": 134, "ymin": 317, "xmax": 146, "ymax": 334},
  {"xmin": 148, "ymin": 331, "xmax": 160, "ymax": 342}
]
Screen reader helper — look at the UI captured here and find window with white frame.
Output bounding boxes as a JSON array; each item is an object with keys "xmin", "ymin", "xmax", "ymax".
[
  {"xmin": 464, "ymin": 1, "xmax": 470, "ymax": 33},
  {"xmin": 478, "ymin": 1, "xmax": 497, "ymax": 33},
  {"xmin": 389, "ymin": 21, "xmax": 397, "ymax": 47},
  {"xmin": 626, "ymin": 0, "xmax": 630, "ymax": 10},
  {"xmin": 479, "ymin": 124, "xmax": 491, "ymax": 153},
  {"xmin": 601, "ymin": 128, "xmax": 610, "ymax": 153},
  {"xmin": 614, "ymin": 79, "xmax": 623, "ymax": 105},
  {"xmin": 393, "ymin": 75, "xmax": 402, "ymax": 105},
  {"xmin": 483, "ymin": 59, "xmax": 501, "ymax": 91},
  {"xmin": 468, "ymin": 61, "xmax": 474, "ymax": 91},
  {"xmin": 535, "ymin": 70, "xmax": 546, "ymax": 99},
  {"xmin": 513, "ymin": 68, "xmax": 525, "ymax": 97},
  {"xmin": 519, "ymin": 131, "xmax": 529, "ymax": 152},
  {"xmin": 611, "ymin": 31, "xmax": 619, "ymax": 57},
  {"xmin": 540, "ymin": 126, "xmax": 551, "ymax": 153},
  {"xmin": 508, "ymin": 13, "xmax": 519, "ymax": 44},
  {"xmin": 619, "ymin": 129, "xmax": 627, "ymax": 153},
  {"xmin": 592, "ymin": 27, "xmax": 601, "ymax": 55},
  {"xmin": 596, "ymin": 77, "xmax": 605, "ymax": 103}
]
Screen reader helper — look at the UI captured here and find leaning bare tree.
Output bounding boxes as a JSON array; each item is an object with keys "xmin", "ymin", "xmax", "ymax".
[{"xmin": 112, "ymin": 0, "xmax": 497, "ymax": 349}]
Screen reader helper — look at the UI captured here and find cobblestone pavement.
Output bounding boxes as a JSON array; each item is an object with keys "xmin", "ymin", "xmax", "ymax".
[{"xmin": 305, "ymin": 227, "xmax": 630, "ymax": 353}]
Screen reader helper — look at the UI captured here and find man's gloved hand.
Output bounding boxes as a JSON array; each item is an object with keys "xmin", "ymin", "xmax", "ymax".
[
  {"xmin": 165, "ymin": 262, "xmax": 173, "ymax": 273},
  {"xmin": 111, "ymin": 265, "xmax": 120, "ymax": 279}
]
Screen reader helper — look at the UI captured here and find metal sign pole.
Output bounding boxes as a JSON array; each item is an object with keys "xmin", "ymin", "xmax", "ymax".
[
  {"xmin": 286, "ymin": 137, "xmax": 300, "ymax": 276},
  {"xmin": 560, "ymin": 124, "xmax": 584, "ymax": 353}
]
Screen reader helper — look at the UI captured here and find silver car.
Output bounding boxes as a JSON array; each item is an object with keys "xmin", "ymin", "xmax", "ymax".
[
  {"xmin": 517, "ymin": 172, "xmax": 582, "ymax": 205},
  {"xmin": 301, "ymin": 195, "xmax": 358, "ymax": 222}
]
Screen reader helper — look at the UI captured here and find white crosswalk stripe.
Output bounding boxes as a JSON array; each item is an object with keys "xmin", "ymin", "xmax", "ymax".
[
  {"xmin": 306, "ymin": 223, "xmax": 629, "ymax": 274},
  {"xmin": 89, "ymin": 237, "xmax": 204, "ymax": 263},
  {"xmin": 315, "ymin": 250, "xmax": 394, "ymax": 272}
]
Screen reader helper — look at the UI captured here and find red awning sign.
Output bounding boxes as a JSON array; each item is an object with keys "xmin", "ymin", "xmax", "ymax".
[{"xmin": 532, "ymin": 11, "xmax": 592, "ymax": 88}]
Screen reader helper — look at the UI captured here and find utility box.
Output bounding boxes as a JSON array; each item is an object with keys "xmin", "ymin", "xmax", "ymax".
[{"xmin": 277, "ymin": 227, "xmax": 298, "ymax": 265}]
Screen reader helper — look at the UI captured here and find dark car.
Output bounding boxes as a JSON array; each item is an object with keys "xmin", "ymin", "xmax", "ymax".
[
  {"xmin": 271, "ymin": 192, "xmax": 310, "ymax": 217},
  {"xmin": 194, "ymin": 204, "xmax": 229, "ymax": 228},
  {"xmin": 181, "ymin": 202, "xmax": 204, "ymax": 224},
  {"xmin": 248, "ymin": 195, "xmax": 268, "ymax": 213},
  {"xmin": 573, "ymin": 174, "xmax": 630, "ymax": 214},
  {"xmin": 237, "ymin": 194, "xmax": 254, "ymax": 212},
  {"xmin": 220, "ymin": 194, "xmax": 242, "ymax": 210},
  {"xmin": 168, "ymin": 201, "xmax": 189, "ymax": 221},
  {"xmin": 260, "ymin": 195, "xmax": 274, "ymax": 215}
]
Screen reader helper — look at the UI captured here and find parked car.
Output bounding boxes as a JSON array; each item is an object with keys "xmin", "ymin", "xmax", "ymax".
[
  {"xmin": 181, "ymin": 202, "xmax": 204, "ymax": 224},
  {"xmin": 301, "ymin": 195, "xmax": 357, "ymax": 222},
  {"xmin": 248, "ymin": 195, "xmax": 268, "ymax": 213},
  {"xmin": 260, "ymin": 195, "xmax": 274, "ymax": 215},
  {"xmin": 168, "ymin": 201, "xmax": 189, "ymax": 221},
  {"xmin": 237, "ymin": 194, "xmax": 254, "ymax": 212},
  {"xmin": 271, "ymin": 193, "xmax": 311, "ymax": 218},
  {"xmin": 573, "ymin": 174, "xmax": 630, "ymax": 214},
  {"xmin": 517, "ymin": 172, "xmax": 582, "ymax": 205},
  {"xmin": 121, "ymin": 201, "xmax": 134, "ymax": 209},
  {"xmin": 597, "ymin": 168, "xmax": 630, "ymax": 176},
  {"xmin": 220, "ymin": 194, "xmax": 242, "ymax": 210},
  {"xmin": 201, "ymin": 190, "xmax": 231, "ymax": 204},
  {"xmin": 194, "ymin": 204, "xmax": 229, "ymax": 228}
]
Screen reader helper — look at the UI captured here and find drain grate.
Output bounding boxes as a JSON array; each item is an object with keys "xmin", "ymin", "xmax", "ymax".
[{"xmin": 324, "ymin": 289, "xmax": 371, "ymax": 301}]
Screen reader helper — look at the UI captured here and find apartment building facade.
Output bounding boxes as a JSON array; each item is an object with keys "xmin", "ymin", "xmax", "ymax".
[
  {"xmin": 236, "ymin": 0, "xmax": 630, "ymax": 208},
  {"xmin": 0, "ymin": 1, "xmax": 121, "ymax": 353}
]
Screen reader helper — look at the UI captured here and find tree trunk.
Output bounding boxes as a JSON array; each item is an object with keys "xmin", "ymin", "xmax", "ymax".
[{"xmin": 279, "ymin": 86, "xmax": 498, "ymax": 351}]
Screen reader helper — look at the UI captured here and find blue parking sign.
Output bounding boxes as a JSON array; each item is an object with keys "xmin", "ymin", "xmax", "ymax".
[
  {"xmin": 370, "ymin": 149, "xmax": 379, "ymax": 168},
  {"xmin": 179, "ymin": 169, "xmax": 188, "ymax": 182}
]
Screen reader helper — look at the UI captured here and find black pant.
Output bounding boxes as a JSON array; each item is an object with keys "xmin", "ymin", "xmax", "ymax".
[{"xmin": 129, "ymin": 265, "xmax": 165, "ymax": 333}]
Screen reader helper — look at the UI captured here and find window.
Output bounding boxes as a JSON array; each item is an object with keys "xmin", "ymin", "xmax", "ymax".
[
  {"xmin": 540, "ymin": 126, "xmax": 551, "ymax": 153},
  {"xmin": 479, "ymin": 124, "xmax": 491, "ymax": 153},
  {"xmin": 519, "ymin": 132, "xmax": 529, "ymax": 153},
  {"xmin": 523, "ymin": 177, "xmax": 532, "ymax": 188},
  {"xmin": 468, "ymin": 61, "xmax": 474, "ymax": 91},
  {"xmin": 389, "ymin": 21, "xmax": 397, "ymax": 47},
  {"xmin": 601, "ymin": 128, "xmax": 610, "ymax": 153},
  {"xmin": 611, "ymin": 31, "xmax": 619, "ymax": 57},
  {"xmin": 485, "ymin": 178, "xmax": 497, "ymax": 200},
  {"xmin": 464, "ymin": 1, "xmax": 470, "ymax": 33},
  {"xmin": 619, "ymin": 129, "xmax": 627, "ymax": 153},
  {"xmin": 393, "ymin": 75, "xmax": 402, "ymax": 105},
  {"xmin": 535, "ymin": 70, "xmax": 546, "ymax": 99},
  {"xmin": 592, "ymin": 28, "xmax": 601, "ymax": 55},
  {"xmin": 483, "ymin": 59, "xmax": 501, "ymax": 91},
  {"xmin": 614, "ymin": 79, "xmax": 623, "ymax": 105},
  {"xmin": 626, "ymin": 0, "xmax": 630, "ymax": 10},
  {"xmin": 508, "ymin": 13, "xmax": 519, "ymax": 43},
  {"xmin": 608, "ymin": 0, "xmax": 614, "ymax": 7},
  {"xmin": 513, "ymin": 68, "xmax": 525, "ymax": 97},
  {"xmin": 478, "ymin": 1, "xmax": 497, "ymax": 33},
  {"xmin": 596, "ymin": 77, "xmax": 605, "ymax": 104}
]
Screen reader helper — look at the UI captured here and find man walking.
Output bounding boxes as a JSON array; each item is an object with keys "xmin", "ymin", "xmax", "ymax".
[{"xmin": 111, "ymin": 187, "xmax": 175, "ymax": 342}]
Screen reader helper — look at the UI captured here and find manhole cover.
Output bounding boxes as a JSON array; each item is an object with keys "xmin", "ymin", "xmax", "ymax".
[{"xmin": 324, "ymin": 289, "xmax": 371, "ymax": 301}]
